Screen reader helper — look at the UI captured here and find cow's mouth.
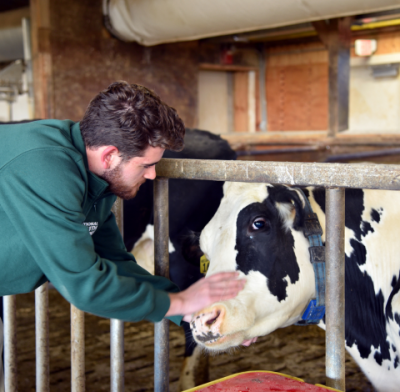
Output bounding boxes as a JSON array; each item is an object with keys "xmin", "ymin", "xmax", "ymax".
[{"xmin": 194, "ymin": 331, "xmax": 223, "ymax": 344}]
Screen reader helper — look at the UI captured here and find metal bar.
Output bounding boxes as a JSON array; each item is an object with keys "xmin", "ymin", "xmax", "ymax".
[
  {"xmin": 111, "ymin": 197, "xmax": 125, "ymax": 392},
  {"xmin": 156, "ymin": 159, "xmax": 400, "ymax": 190},
  {"xmin": 35, "ymin": 283, "xmax": 50, "ymax": 392},
  {"xmin": 110, "ymin": 320, "xmax": 124, "ymax": 392},
  {"xmin": 325, "ymin": 188, "xmax": 346, "ymax": 391},
  {"xmin": 71, "ymin": 305, "xmax": 85, "ymax": 392},
  {"xmin": 325, "ymin": 148, "xmax": 400, "ymax": 162},
  {"xmin": 3, "ymin": 295, "xmax": 17, "ymax": 392},
  {"xmin": 153, "ymin": 178, "xmax": 170, "ymax": 392}
]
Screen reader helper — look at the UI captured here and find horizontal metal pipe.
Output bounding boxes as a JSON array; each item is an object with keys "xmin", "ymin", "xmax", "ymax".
[
  {"xmin": 156, "ymin": 158, "xmax": 400, "ymax": 190},
  {"xmin": 236, "ymin": 146, "xmax": 320, "ymax": 156},
  {"xmin": 325, "ymin": 148, "xmax": 400, "ymax": 162}
]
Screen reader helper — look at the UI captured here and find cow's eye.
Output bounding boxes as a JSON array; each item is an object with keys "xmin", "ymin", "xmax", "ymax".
[{"xmin": 251, "ymin": 218, "xmax": 266, "ymax": 231}]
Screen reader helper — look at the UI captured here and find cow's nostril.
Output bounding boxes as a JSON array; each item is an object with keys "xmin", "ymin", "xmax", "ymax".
[{"xmin": 205, "ymin": 311, "xmax": 220, "ymax": 326}]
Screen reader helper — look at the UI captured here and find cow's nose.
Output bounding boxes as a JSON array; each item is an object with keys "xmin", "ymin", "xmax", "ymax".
[
  {"xmin": 192, "ymin": 307, "xmax": 224, "ymax": 331},
  {"xmin": 204, "ymin": 310, "xmax": 221, "ymax": 326}
]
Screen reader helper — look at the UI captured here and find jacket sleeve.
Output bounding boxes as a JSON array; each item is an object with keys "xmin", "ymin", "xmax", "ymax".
[
  {"xmin": 92, "ymin": 206, "xmax": 183, "ymax": 325},
  {"xmin": 0, "ymin": 149, "xmax": 181, "ymax": 323}
]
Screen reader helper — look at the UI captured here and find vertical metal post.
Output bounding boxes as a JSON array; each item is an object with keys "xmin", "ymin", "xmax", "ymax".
[
  {"xmin": 3, "ymin": 295, "xmax": 17, "ymax": 392},
  {"xmin": 111, "ymin": 197, "xmax": 125, "ymax": 392},
  {"xmin": 35, "ymin": 283, "xmax": 50, "ymax": 392},
  {"xmin": 154, "ymin": 178, "xmax": 170, "ymax": 392},
  {"xmin": 325, "ymin": 188, "xmax": 346, "ymax": 391},
  {"xmin": 71, "ymin": 305, "xmax": 85, "ymax": 392}
]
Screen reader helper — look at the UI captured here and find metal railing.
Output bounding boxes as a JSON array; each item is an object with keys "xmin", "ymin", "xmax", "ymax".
[{"xmin": 4, "ymin": 158, "xmax": 400, "ymax": 392}]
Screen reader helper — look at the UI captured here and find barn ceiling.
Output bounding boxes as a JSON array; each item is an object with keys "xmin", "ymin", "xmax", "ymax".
[{"xmin": 104, "ymin": 0, "xmax": 400, "ymax": 46}]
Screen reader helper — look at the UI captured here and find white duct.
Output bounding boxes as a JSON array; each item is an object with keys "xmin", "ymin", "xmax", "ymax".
[{"xmin": 104, "ymin": 0, "xmax": 400, "ymax": 46}]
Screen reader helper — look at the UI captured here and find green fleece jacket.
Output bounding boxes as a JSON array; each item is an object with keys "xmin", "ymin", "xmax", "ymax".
[{"xmin": 0, "ymin": 119, "xmax": 181, "ymax": 324}]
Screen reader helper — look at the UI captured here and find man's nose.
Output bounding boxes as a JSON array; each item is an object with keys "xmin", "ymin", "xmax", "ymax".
[{"xmin": 144, "ymin": 166, "xmax": 156, "ymax": 180}]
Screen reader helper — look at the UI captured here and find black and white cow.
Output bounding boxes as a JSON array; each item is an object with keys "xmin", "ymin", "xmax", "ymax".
[
  {"xmin": 190, "ymin": 182, "xmax": 400, "ymax": 392},
  {"xmin": 124, "ymin": 128, "xmax": 236, "ymax": 390}
]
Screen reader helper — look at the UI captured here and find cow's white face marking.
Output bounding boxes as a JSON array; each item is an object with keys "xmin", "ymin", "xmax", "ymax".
[{"xmin": 193, "ymin": 182, "xmax": 315, "ymax": 350}]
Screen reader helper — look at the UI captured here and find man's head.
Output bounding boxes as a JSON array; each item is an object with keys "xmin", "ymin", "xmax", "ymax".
[
  {"xmin": 80, "ymin": 81, "xmax": 185, "ymax": 161},
  {"xmin": 82, "ymin": 81, "xmax": 185, "ymax": 199}
]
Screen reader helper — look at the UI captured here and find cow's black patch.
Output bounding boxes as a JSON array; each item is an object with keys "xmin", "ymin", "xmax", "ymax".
[
  {"xmin": 349, "ymin": 239, "xmax": 367, "ymax": 266},
  {"xmin": 394, "ymin": 356, "xmax": 399, "ymax": 369},
  {"xmin": 374, "ymin": 351, "xmax": 383, "ymax": 365},
  {"xmin": 386, "ymin": 273, "xmax": 400, "ymax": 321},
  {"xmin": 371, "ymin": 209, "xmax": 381, "ymax": 223},
  {"xmin": 234, "ymin": 188, "xmax": 300, "ymax": 302},
  {"xmin": 344, "ymin": 243, "xmax": 391, "ymax": 364},
  {"xmin": 313, "ymin": 188, "xmax": 365, "ymax": 241},
  {"xmin": 361, "ymin": 221, "xmax": 374, "ymax": 237},
  {"xmin": 312, "ymin": 187, "xmax": 392, "ymax": 365}
]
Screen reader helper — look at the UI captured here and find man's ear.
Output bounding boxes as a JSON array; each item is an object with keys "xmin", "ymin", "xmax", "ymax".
[{"xmin": 100, "ymin": 146, "xmax": 120, "ymax": 170}]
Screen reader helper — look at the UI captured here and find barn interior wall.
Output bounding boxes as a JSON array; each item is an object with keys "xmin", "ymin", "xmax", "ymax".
[
  {"xmin": 34, "ymin": 0, "xmax": 198, "ymax": 126},
  {"xmin": 264, "ymin": 27, "xmax": 400, "ymax": 133}
]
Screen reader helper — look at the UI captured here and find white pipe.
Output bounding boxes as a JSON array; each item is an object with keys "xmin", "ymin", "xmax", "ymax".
[{"xmin": 105, "ymin": 0, "xmax": 400, "ymax": 46}]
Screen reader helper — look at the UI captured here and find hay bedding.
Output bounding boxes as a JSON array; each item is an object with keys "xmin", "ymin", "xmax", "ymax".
[{"xmin": 14, "ymin": 290, "xmax": 374, "ymax": 391}]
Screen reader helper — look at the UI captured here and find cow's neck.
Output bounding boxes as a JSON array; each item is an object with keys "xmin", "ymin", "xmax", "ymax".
[{"xmin": 295, "ymin": 188, "xmax": 326, "ymax": 326}]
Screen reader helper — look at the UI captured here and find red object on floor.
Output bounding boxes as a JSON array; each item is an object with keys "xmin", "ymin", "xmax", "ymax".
[{"xmin": 189, "ymin": 371, "xmax": 339, "ymax": 392}]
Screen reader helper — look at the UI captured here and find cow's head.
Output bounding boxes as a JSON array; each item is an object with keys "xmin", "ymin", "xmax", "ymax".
[{"xmin": 190, "ymin": 182, "xmax": 320, "ymax": 351}]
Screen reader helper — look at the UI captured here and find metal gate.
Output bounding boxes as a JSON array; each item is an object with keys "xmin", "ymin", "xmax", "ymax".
[{"xmin": 4, "ymin": 158, "xmax": 400, "ymax": 391}]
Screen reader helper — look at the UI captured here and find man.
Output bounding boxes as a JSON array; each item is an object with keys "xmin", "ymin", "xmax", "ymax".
[{"xmin": 0, "ymin": 81, "xmax": 247, "ymax": 383}]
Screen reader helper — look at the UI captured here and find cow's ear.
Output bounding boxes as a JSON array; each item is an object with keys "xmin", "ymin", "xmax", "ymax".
[{"xmin": 269, "ymin": 185, "xmax": 306, "ymax": 231}]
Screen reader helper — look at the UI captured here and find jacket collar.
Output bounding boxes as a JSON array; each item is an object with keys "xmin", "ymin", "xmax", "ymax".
[{"xmin": 71, "ymin": 122, "xmax": 110, "ymax": 199}]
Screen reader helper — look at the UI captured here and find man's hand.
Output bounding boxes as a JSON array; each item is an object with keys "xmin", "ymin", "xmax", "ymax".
[{"xmin": 166, "ymin": 271, "xmax": 245, "ymax": 319}]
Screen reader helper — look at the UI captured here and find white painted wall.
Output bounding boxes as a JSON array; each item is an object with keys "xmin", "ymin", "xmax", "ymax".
[
  {"xmin": 348, "ymin": 55, "xmax": 400, "ymax": 134},
  {"xmin": 198, "ymin": 71, "xmax": 230, "ymax": 134}
]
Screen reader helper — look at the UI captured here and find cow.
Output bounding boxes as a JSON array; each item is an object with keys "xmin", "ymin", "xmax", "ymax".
[
  {"xmin": 189, "ymin": 182, "xmax": 400, "ymax": 392},
  {"xmin": 123, "ymin": 128, "xmax": 236, "ymax": 390}
]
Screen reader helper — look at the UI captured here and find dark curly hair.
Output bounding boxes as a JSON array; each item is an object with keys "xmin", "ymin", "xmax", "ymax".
[{"xmin": 80, "ymin": 81, "xmax": 185, "ymax": 160}]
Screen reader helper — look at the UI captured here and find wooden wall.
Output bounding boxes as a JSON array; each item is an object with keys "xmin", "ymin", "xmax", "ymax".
[
  {"xmin": 265, "ymin": 42, "xmax": 328, "ymax": 131},
  {"xmin": 30, "ymin": 0, "xmax": 199, "ymax": 127}
]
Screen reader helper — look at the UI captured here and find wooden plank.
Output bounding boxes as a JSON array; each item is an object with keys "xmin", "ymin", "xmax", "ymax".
[
  {"xmin": 0, "ymin": 7, "xmax": 30, "ymax": 29},
  {"xmin": 234, "ymin": 72, "xmax": 249, "ymax": 132},
  {"xmin": 30, "ymin": 0, "xmax": 54, "ymax": 119},
  {"xmin": 200, "ymin": 63, "xmax": 258, "ymax": 72},
  {"xmin": 313, "ymin": 17, "xmax": 352, "ymax": 136},
  {"xmin": 265, "ymin": 63, "xmax": 328, "ymax": 131},
  {"xmin": 222, "ymin": 132, "xmax": 400, "ymax": 148}
]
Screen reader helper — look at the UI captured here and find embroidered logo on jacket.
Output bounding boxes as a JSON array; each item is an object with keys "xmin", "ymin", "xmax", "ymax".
[{"xmin": 83, "ymin": 222, "xmax": 98, "ymax": 236}]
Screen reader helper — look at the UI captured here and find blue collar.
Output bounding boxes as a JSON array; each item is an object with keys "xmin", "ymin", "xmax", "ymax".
[{"xmin": 295, "ymin": 188, "xmax": 326, "ymax": 326}]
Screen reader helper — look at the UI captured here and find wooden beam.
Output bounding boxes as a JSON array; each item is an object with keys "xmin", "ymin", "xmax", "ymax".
[
  {"xmin": 200, "ymin": 63, "xmax": 258, "ymax": 72},
  {"xmin": 30, "ymin": 0, "xmax": 54, "ymax": 119},
  {"xmin": 221, "ymin": 132, "xmax": 400, "ymax": 149},
  {"xmin": 313, "ymin": 17, "xmax": 352, "ymax": 137},
  {"xmin": 0, "ymin": 7, "xmax": 30, "ymax": 29}
]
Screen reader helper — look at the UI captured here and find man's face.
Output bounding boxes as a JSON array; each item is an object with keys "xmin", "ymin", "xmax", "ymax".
[{"xmin": 100, "ymin": 146, "xmax": 165, "ymax": 200}]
